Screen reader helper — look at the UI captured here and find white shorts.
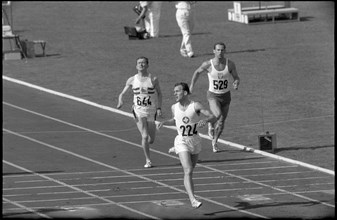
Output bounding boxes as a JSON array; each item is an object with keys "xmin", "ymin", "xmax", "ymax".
[
  {"xmin": 173, "ymin": 135, "xmax": 202, "ymax": 155},
  {"xmin": 133, "ymin": 106, "xmax": 156, "ymax": 121}
]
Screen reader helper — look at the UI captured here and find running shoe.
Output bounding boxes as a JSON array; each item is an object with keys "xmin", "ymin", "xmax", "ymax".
[
  {"xmin": 208, "ymin": 123, "xmax": 214, "ymax": 139},
  {"xmin": 187, "ymin": 51, "xmax": 194, "ymax": 58},
  {"xmin": 212, "ymin": 142, "xmax": 220, "ymax": 153},
  {"xmin": 180, "ymin": 49, "xmax": 188, "ymax": 57},
  {"xmin": 191, "ymin": 199, "xmax": 202, "ymax": 208},
  {"xmin": 168, "ymin": 146, "xmax": 176, "ymax": 154},
  {"xmin": 144, "ymin": 160, "xmax": 152, "ymax": 168}
]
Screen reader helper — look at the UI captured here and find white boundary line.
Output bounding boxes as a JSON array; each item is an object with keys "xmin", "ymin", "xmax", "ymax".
[
  {"xmin": 3, "ymin": 104, "xmax": 335, "ymax": 210},
  {"xmin": 3, "ymin": 197, "xmax": 51, "ymax": 219},
  {"xmin": 3, "ymin": 129, "xmax": 269, "ymax": 218},
  {"xmin": 3, "ymin": 75, "xmax": 334, "ymax": 176},
  {"xmin": 3, "ymin": 159, "xmax": 160, "ymax": 219}
]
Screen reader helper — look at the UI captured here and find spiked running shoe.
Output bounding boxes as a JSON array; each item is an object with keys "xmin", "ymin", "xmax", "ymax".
[
  {"xmin": 212, "ymin": 142, "xmax": 220, "ymax": 153},
  {"xmin": 191, "ymin": 199, "xmax": 202, "ymax": 208},
  {"xmin": 144, "ymin": 160, "xmax": 152, "ymax": 168}
]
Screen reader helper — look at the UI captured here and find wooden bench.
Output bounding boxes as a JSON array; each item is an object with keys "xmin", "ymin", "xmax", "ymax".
[
  {"xmin": 228, "ymin": 1, "xmax": 300, "ymax": 24},
  {"xmin": 243, "ymin": 7, "xmax": 299, "ymax": 22}
]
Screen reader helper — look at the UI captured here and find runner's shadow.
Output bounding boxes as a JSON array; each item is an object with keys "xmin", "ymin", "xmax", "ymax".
[
  {"xmin": 204, "ymin": 200, "xmax": 323, "ymax": 216},
  {"xmin": 274, "ymin": 144, "xmax": 333, "ymax": 153},
  {"xmin": 198, "ymin": 156, "xmax": 263, "ymax": 164}
]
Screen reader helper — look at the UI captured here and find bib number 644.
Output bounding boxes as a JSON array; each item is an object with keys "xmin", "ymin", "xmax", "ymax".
[{"xmin": 137, "ymin": 96, "xmax": 152, "ymax": 106}]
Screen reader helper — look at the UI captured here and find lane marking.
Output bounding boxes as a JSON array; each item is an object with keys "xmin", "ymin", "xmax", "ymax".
[
  {"xmin": 3, "ymin": 197, "xmax": 51, "ymax": 219},
  {"xmin": 152, "ymin": 200, "xmax": 185, "ymax": 207},
  {"xmin": 3, "ymin": 160, "xmax": 160, "ymax": 219},
  {"xmin": 3, "ymin": 76, "xmax": 334, "ymax": 176},
  {"xmin": 238, "ymin": 194, "xmax": 272, "ymax": 202},
  {"xmin": 3, "ymin": 128, "xmax": 269, "ymax": 218},
  {"xmin": 3, "ymin": 103, "xmax": 335, "ymax": 209}
]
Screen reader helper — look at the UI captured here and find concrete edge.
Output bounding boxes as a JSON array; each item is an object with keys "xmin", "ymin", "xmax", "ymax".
[{"xmin": 3, "ymin": 76, "xmax": 334, "ymax": 176}]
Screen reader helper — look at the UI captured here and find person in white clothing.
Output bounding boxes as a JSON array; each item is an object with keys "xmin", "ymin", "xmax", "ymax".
[
  {"xmin": 190, "ymin": 42, "xmax": 240, "ymax": 153},
  {"xmin": 117, "ymin": 57, "xmax": 162, "ymax": 168},
  {"xmin": 157, "ymin": 82, "xmax": 215, "ymax": 208},
  {"xmin": 136, "ymin": 1, "xmax": 162, "ymax": 38},
  {"xmin": 175, "ymin": 1, "xmax": 196, "ymax": 58}
]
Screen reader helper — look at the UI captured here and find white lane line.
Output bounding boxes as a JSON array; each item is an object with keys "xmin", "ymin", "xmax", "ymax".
[
  {"xmin": 8, "ymin": 175, "xmax": 330, "ymax": 190},
  {"xmin": 3, "ymin": 76, "xmax": 334, "ymax": 176},
  {"xmin": 3, "ymin": 168, "xmax": 317, "ymax": 180},
  {"xmin": 3, "ymin": 160, "xmax": 160, "ymax": 219},
  {"xmin": 3, "ymin": 129, "xmax": 268, "ymax": 218},
  {"xmin": 3, "ymin": 197, "xmax": 52, "ymax": 219},
  {"xmin": 5, "ymin": 188, "xmax": 334, "ymax": 212},
  {"xmin": 3, "ymin": 102, "xmax": 335, "ymax": 209}
]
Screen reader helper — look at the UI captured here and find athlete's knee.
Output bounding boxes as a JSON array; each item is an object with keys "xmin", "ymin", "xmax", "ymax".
[
  {"xmin": 141, "ymin": 132, "xmax": 149, "ymax": 141},
  {"xmin": 183, "ymin": 166, "xmax": 193, "ymax": 175}
]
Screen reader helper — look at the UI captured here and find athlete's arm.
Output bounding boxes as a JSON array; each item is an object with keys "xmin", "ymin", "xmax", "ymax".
[
  {"xmin": 153, "ymin": 76, "xmax": 162, "ymax": 116},
  {"xmin": 190, "ymin": 60, "xmax": 211, "ymax": 94},
  {"xmin": 157, "ymin": 105, "xmax": 176, "ymax": 129},
  {"xmin": 194, "ymin": 101, "xmax": 216, "ymax": 127},
  {"xmin": 117, "ymin": 77, "xmax": 133, "ymax": 109},
  {"xmin": 229, "ymin": 60, "xmax": 240, "ymax": 90}
]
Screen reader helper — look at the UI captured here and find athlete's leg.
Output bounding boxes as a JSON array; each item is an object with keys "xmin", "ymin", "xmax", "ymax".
[
  {"xmin": 208, "ymin": 97, "xmax": 221, "ymax": 136},
  {"xmin": 213, "ymin": 103, "xmax": 230, "ymax": 146},
  {"xmin": 179, "ymin": 151, "xmax": 199, "ymax": 205},
  {"xmin": 136, "ymin": 117, "xmax": 151, "ymax": 164},
  {"xmin": 147, "ymin": 120, "xmax": 156, "ymax": 144}
]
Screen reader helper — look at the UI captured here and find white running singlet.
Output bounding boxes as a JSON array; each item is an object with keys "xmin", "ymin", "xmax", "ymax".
[
  {"xmin": 207, "ymin": 58, "xmax": 231, "ymax": 94},
  {"xmin": 174, "ymin": 101, "xmax": 200, "ymax": 136},
  {"xmin": 173, "ymin": 101, "xmax": 202, "ymax": 154},
  {"xmin": 132, "ymin": 74, "xmax": 157, "ymax": 118}
]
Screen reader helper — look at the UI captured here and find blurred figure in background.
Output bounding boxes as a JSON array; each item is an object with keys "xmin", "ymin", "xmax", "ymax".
[
  {"xmin": 175, "ymin": 1, "xmax": 196, "ymax": 58},
  {"xmin": 136, "ymin": 1, "xmax": 162, "ymax": 38}
]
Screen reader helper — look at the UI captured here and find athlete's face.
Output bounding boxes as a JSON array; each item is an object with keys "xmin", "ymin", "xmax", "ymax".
[
  {"xmin": 136, "ymin": 58, "xmax": 148, "ymax": 71},
  {"xmin": 173, "ymin": 85, "xmax": 186, "ymax": 102},
  {"xmin": 213, "ymin": 44, "xmax": 226, "ymax": 58}
]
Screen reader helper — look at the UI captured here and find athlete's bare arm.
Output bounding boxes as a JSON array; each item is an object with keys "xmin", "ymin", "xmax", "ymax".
[
  {"xmin": 194, "ymin": 101, "xmax": 216, "ymax": 127},
  {"xmin": 153, "ymin": 76, "xmax": 162, "ymax": 116},
  {"xmin": 190, "ymin": 60, "xmax": 211, "ymax": 94},
  {"xmin": 228, "ymin": 60, "xmax": 240, "ymax": 90},
  {"xmin": 157, "ymin": 105, "xmax": 176, "ymax": 129},
  {"xmin": 117, "ymin": 76, "xmax": 134, "ymax": 109}
]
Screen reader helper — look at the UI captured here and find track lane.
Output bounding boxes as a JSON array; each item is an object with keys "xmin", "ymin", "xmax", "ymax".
[{"xmin": 3, "ymin": 80, "xmax": 335, "ymax": 219}]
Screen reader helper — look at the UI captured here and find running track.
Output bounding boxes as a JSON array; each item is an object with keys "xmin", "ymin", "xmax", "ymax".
[{"xmin": 3, "ymin": 78, "xmax": 335, "ymax": 219}]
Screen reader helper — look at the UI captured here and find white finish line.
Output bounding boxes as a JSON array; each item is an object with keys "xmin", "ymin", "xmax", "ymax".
[{"xmin": 3, "ymin": 76, "xmax": 334, "ymax": 176}]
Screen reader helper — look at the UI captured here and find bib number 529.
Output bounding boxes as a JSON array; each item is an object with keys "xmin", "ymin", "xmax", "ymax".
[{"xmin": 213, "ymin": 80, "xmax": 228, "ymax": 90}]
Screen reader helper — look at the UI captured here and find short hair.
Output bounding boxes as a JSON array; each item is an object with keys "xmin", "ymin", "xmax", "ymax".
[
  {"xmin": 136, "ymin": 56, "xmax": 149, "ymax": 64},
  {"xmin": 213, "ymin": 42, "xmax": 226, "ymax": 50},
  {"xmin": 174, "ymin": 82, "xmax": 190, "ymax": 94}
]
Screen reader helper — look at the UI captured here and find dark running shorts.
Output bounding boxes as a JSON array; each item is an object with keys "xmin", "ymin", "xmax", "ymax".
[{"xmin": 207, "ymin": 90, "xmax": 231, "ymax": 106}]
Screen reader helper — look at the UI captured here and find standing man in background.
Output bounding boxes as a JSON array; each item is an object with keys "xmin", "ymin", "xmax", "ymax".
[
  {"xmin": 175, "ymin": 1, "xmax": 196, "ymax": 58},
  {"xmin": 136, "ymin": 1, "xmax": 162, "ymax": 38},
  {"xmin": 190, "ymin": 42, "xmax": 240, "ymax": 153}
]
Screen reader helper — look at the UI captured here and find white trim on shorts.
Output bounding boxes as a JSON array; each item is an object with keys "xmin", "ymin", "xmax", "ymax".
[{"xmin": 132, "ymin": 105, "xmax": 156, "ymax": 121}]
